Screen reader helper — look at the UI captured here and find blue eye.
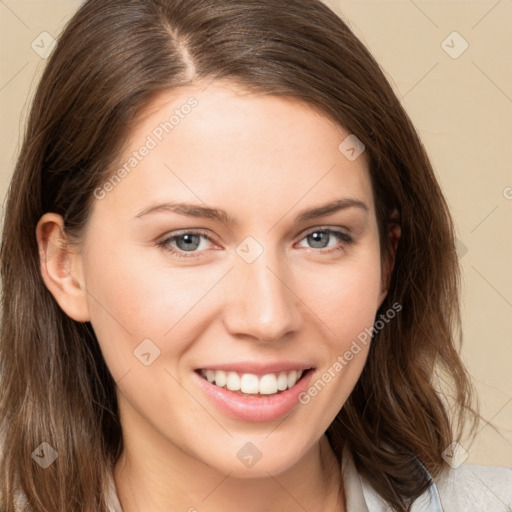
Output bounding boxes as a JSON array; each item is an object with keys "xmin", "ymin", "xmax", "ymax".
[
  {"xmin": 157, "ymin": 228, "xmax": 354, "ymax": 259},
  {"xmin": 297, "ymin": 228, "xmax": 353, "ymax": 253},
  {"xmin": 157, "ymin": 230, "xmax": 214, "ymax": 259}
]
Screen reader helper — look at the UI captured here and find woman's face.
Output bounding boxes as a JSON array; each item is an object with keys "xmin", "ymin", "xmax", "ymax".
[{"xmin": 69, "ymin": 82, "xmax": 388, "ymax": 476}]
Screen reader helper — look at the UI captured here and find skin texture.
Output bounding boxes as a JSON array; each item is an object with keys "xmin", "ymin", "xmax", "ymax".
[{"xmin": 36, "ymin": 82, "xmax": 399, "ymax": 512}]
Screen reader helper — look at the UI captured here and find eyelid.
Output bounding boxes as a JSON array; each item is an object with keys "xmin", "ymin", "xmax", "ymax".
[
  {"xmin": 156, "ymin": 229, "xmax": 219, "ymax": 258},
  {"xmin": 159, "ymin": 228, "xmax": 212, "ymax": 240},
  {"xmin": 299, "ymin": 224, "xmax": 352, "ymax": 238},
  {"xmin": 157, "ymin": 229, "xmax": 218, "ymax": 248},
  {"xmin": 157, "ymin": 225, "xmax": 355, "ymax": 258},
  {"xmin": 158, "ymin": 225, "xmax": 352, "ymax": 245}
]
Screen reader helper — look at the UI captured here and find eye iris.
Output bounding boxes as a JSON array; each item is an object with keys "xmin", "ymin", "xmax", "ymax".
[
  {"xmin": 170, "ymin": 231, "xmax": 339, "ymax": 254},
  {"xmin": 308, "ymin": 232, "xmax": 328, "ymax": 249},
  {"xmin": 176, "ymin": 234, "xmax": 201, "ymax": 251}
]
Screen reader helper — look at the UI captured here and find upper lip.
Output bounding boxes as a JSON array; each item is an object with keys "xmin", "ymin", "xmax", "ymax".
[{"xmin": 195, "ymin": 361, "xmax": 315, "ymax": 376}]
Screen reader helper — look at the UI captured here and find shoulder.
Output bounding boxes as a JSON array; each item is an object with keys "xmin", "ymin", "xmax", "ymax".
[
  {"xmin": 433, "ymin": 463, "xmax": 512, "ymax": 512},
  {"xmin": 357, "ymin": 458, "xmax": 512, "ymax": 512}
]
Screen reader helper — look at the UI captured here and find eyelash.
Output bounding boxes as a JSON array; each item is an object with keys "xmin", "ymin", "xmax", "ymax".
[{"xmin": 157, "ymin": 227, "xmax": 354, "ymax": 259}]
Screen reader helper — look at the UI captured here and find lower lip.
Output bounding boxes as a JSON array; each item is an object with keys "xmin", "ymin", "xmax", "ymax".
[{"xmin": 192, "ymin": 369, "xmax": 315, "ymax": 422}]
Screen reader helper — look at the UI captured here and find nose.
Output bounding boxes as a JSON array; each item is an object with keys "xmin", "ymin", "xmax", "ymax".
[{"xmin": 222, "ymin": 247, "xmax": 302, "ymax": 343}]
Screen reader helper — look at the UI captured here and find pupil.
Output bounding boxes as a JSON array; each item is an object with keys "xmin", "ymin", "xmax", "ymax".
[
  {"xmin": 179, "ymin": 234, "xmax": 199, "ymax": 251},
  {"xmin": 309, "ymin": 232, "xmax": 327, "ymax": 248}
]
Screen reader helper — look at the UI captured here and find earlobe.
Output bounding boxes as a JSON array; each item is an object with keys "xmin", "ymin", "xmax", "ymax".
[{"xmin": 35, "ymin": 213, "xmax": 91, "ymax": 322}]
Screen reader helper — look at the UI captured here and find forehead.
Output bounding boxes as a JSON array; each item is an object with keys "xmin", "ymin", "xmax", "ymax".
[{"xmin": 95, "ymin": 81, "xmax": 374, "ymax": 222}]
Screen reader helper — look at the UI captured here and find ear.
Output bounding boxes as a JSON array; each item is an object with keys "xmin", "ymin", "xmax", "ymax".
[
  {"xmin": 378, "ymin": 208, "xmax": 401, "ymax": 308},
  {"xmin": 35, "ymin": 213, "xmax": 91, "ymax": 322}
]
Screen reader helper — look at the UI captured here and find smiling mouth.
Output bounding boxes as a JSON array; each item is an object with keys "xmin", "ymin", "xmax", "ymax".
[{"xmin": 196, "ymin": 368, "xmax": 313, "ymax": 397}]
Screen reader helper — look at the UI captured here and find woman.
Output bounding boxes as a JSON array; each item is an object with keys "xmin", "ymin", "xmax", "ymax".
[{"xmin": 0, "ymin": 0, "xmax": 510, "ymax": 511}]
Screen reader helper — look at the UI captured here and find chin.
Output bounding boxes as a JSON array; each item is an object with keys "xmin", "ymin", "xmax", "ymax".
[{"xmin": 198, "ymin": 438, "xmax": 311, "ymax": 478}]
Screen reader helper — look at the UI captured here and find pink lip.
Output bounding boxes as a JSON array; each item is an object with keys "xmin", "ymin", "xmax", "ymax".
[
  {"xmin": 195, "ymin": 361, "xmax": 315, "ymax": 377},
  {"xmin": 192, "ymin": 368, "xmax": 315, "ymax": 422}
]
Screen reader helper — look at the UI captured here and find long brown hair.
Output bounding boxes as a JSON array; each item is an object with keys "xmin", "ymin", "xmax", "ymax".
[{"xmin": 0, "ymin": 0, "xmax": 480, "ymax": 510}]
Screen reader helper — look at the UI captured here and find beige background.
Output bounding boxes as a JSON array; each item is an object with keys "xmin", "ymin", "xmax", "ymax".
[{"xmin": 1, "ymin": 1, "xmax": 510, "ymax": 467}]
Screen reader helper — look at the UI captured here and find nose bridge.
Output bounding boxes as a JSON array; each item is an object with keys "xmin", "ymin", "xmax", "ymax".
[{"xmin": 223, "ymin": 239, "xmax": 301, "ymax": 342}]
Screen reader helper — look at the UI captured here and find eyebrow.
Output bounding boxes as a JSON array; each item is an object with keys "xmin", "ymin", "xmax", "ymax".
[{"xmin": 133, "ymin": 198, "xmax": 369, "ymax": 225}]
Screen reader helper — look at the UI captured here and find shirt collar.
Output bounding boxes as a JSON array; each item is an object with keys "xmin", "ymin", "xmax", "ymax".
[
  {"xmin": 341, "ymin": 444, "xmax": 371, "ymax": 511},
  {"xmin": 342, "ymin": 445, "xmax": 445, "ymax": 512}
]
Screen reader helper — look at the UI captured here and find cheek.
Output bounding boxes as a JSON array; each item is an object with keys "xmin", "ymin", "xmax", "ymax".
[
  {"xmin": 298, "ymin": 243, "xmax": 383, "ymax": 346},
  {"xmin": 81, "ymin": 242, "xmax": 227, "ymax": 379},
  {"xmin": 296, "ymin": 284, "xmax": 380, "ymax": 430},
  {"xmin": 83, "ymin": 228, "xmax": 382, "ymax": 387},
  {"xmin": 78, "ymin": 225, "xmax": 383, "ymax": 472},
  {"xmin": 293, "ymin": 242, "xmax": 382, "ymax": 405}
]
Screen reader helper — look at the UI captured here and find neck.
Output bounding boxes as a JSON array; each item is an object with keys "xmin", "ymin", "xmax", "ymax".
[{"xmin": 113, "ymin": 431, "xmax": 345, "ymax": 512}]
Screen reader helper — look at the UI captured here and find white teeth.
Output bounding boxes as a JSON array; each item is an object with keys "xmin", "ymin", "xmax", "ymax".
[
  {"xmin": 259, "ymin": 373, "xmax": 278, "ymax": 394},
  {"xmin": 276, "ymin": 372, "xmax": 289, "ymax": 391},
  {"xmin": 226, "ymin": 371, "xmax": 241, "ymax": 391},
  {"xmin": 214, "ymin": 370, "xmax": 226, "ymax": 388},
  {"xmin": 240, "ymin": 373, "xmax": 259, "ymax": 394},
  {"xmin": 287, "ymin": 370, "xmax": 298, "ymax": 388},
  {"xmin": 200, "ymin": 368, "xmax": 307, "ymax": 395}
]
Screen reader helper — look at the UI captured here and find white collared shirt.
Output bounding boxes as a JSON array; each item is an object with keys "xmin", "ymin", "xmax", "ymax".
[{"xmin": 106, "ymin": 447, "xmax": 512, "ymax": 511}]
